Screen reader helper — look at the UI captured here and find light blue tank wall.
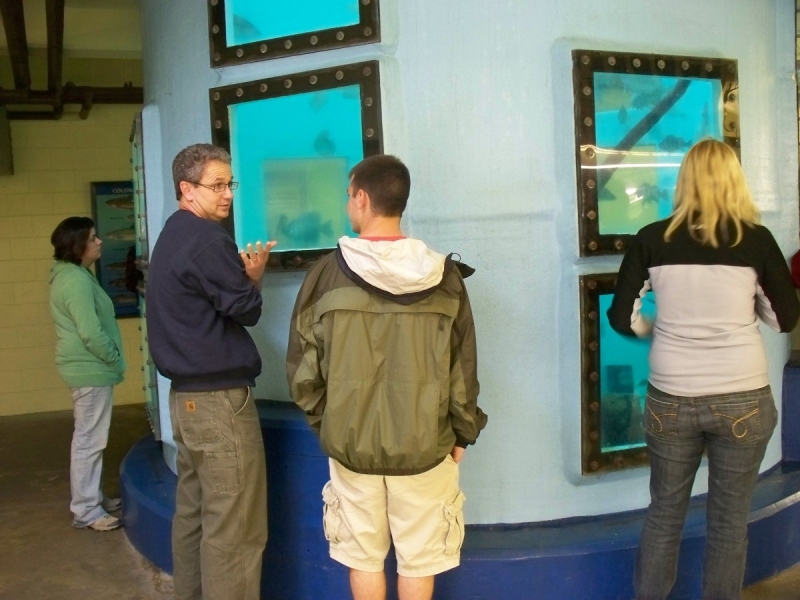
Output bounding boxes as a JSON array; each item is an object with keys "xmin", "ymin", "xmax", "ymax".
[{"xmin": 139, "ymin": 0, "xmax": 798, "ymax": 524}]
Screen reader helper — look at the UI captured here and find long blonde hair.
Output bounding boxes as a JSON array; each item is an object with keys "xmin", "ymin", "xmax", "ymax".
[{"xmin": 663, "ymin": 139, "xmax": 760, "ymax": 247}]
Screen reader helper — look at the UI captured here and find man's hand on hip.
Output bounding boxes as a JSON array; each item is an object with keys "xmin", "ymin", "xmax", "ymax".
[{"xmin": 450, "ymin": 446, "xmax": 465, "ymax": 464}]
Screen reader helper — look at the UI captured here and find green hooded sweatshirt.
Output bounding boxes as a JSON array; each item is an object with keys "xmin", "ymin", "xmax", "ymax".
[{"xmin": 49, "ymin": 261, "xmax": 126, "ymax": 388}]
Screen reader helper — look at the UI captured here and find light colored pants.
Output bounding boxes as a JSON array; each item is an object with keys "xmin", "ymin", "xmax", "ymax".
[
  {"xmin": 69, "ymin": 386, "xmax": 113, "ymax": 527},
  {"xmin": 170, "ymin": 387, "xmax": 268, "ymax": 600}
]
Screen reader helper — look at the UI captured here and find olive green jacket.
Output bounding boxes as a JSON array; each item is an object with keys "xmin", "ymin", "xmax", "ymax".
[{"xmin": 286, "ymin": 240, "xmax": 487, "ymax": 476}]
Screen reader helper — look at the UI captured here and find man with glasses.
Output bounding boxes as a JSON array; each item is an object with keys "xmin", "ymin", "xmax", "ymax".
[{"xmin": 147, "ymin": 143, "xmax": 277, "ymax": 600}]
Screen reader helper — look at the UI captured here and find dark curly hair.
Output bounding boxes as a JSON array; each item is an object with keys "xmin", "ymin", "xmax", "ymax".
[{"xmin": 51, "ymin": 216, "xmax": 95, "ymax": 265}]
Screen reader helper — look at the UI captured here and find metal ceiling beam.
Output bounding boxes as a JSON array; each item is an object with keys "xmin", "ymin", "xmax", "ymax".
[
  {"xmin": 0, "ymin": 0, "xmax": 31, "ymax": 89},
  {"xmin": 45, "ymin": 0, "xmax": 65, "ymax": 96}
]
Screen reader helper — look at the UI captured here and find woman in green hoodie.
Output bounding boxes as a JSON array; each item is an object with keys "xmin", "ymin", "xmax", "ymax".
[{"xmin": 49, "ymin": 217, "xmax": 126, "ymax": 532}]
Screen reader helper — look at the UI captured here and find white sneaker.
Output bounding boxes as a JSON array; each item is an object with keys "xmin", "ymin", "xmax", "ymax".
[{"xmin": 86, "ymin": 514, "xmax": 121, "ymax": 531}]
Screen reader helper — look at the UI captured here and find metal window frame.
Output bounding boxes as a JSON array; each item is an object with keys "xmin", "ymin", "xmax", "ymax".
[
  {"xmin": 209, "ymin": 60, "xmax": 383, "ymax": 271},
  {"xmin": 208, "ymin": 0, "xmax": 380, "ymax": 67},
  {"xmin": 573, "ymin": 49, "xmax": 740, "ymax": 257}
]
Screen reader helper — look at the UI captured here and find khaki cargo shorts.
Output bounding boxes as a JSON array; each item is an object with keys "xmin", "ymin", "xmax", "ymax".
[{"xmin": 322, "ymin": 456, "xmax": 466, "ymax": 577}]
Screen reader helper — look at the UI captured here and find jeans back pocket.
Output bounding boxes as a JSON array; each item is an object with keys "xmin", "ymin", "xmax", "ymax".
[
  {"xmin": 644, "ymin": 394, "xmax": 679, "ymax": 436},
  {"xmin": 709, "ymin": 398, "xmax": 762, "ymax": 443}
]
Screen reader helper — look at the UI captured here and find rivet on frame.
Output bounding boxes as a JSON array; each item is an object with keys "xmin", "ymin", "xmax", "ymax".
[
  {"xmin": 364, "ymin": 26, "xmax": 372, "ymax": 36},
  {"xmin": 284, "ymin": 79, "xmax": 293, "ymax": 89},
  {"xmin": 590, "ymin": 431, "xmax": 599, "ymax": 441},
  {"xmin": 588, "ymin": 241, "xmax": 598, "ymax": 251},
  {"xmin": 590, "ymin": 461, "xmax": 599, "ymax": 471},
  {"xmin": 335, "ymin": 70, "xmax": 345, "ymax": 80},
  {"xmin": 214, "ymin": 120, "xmax": 222, "ymax": 129},
  {"xmin": 210, "ymin": 0, "xmax": 218, "ymax": 5},
  {"xmin": 284, "ymin": 40, "xmax": 292, "ymax": 49},
  {"xmin": 681, "ymin": 61, "xmax": 689, "ymax": 71},
  {"xmin": 587, "ymin": 280, "xmax": 597, "ymax": 289},
  {"xmin": 583, "ymin": 116, "xmax": 593, "ymax": 126},
  {"xmin": 309, "ymin": 75, "xmax": 318, "ymax": 85},
  {"xmin": 590, "ymin": 401, "xmax": 599, "ymax": 412},
  {"xmin": 587, "ymin": 210, "xmax": 597, "ymax": 220},
  {"xmin": 362, "ymin": 0, "xmax": 370, "ymax": 4},
  {"xmin": 589, "ymin": 371, "xmax": 599, "ymax": 382},
  {"xmin": 705, "ymin": 63, "xmax": 713, "ymax": 72},
  {"xmin": 582, "ymin": 85, "xmax": 592, "ymax": 96},
  {"xmin": 212, "ymin": 25, "xmax": 219, "ymax": 34},
  {"xmin": 589, "ymin": 341, "xmax": 598, "ymax": 351},
  {"xmin": 657, "ymin": 59, "xmax": 666, "ymax": 69},
  {"xmin": 363, "ymin": 66, "xmax": 372, "ymax": 76},
  {"xmin": 259, "ymin": 83, "xmax": 268, "ymax": 93},
  {"xmin": 728, "ymin": 64, "xmax": 735, "ymax": 73},
  {"xmin": 310, "ymin": 35, "xmax": 318, "ymax": 45},
  {"xmin": 235, "ymin": 88, "xmax": 243, "ymax": 97},
  {"xmin": 366, "ymin": 128, "xmax": 375, "ymax": 138},
  {"xmin": 260, "ymin": 44, "xmax": 268, "ymax": 53},
  {"xmin": 212, "ymin": 92, "xmax": 220, "ymax": 101},
  {"xmin": 336, "ymin": 31, "xmax": 345, "ymax": 41},
  {"xmin": 589, "ymin": 310, "xmax": 598, "ymax": 321},
  {"xmin": 585, "ymin": 147, "xmax": 595, "ymax": 158},
  {"xmin": 236, "ymin": 48, "xmax": 244, "ymax": 58},
  {"xmin": 633, "ymin": 58, "xmax": 641, "ymax": 68},
  {"xmin": 586, "ymin": 179, "xmax": 596, "ymax": 189},
  {"xmin": 614, "ymin": 239, "xmax": 624, "ymax": 250},
  {"xmin": 607, "ymin": 56, "xmax": 616, "ymax": 66},
  {"xmin": 364, "ymin": 97, "xmax": 373, "ymax": 107},
  {"xmin": 213, "ymin": 53, "xmax": 221, "ymax": 62},
  {"xmin": 581, "ymin": 54, "xmax": 590, "ymax": 65}
]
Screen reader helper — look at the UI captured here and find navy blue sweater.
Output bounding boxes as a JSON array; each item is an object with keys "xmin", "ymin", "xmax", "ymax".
[{"xmin": 146, "ymin": 210, "xmax": 262, "ymax": 392}]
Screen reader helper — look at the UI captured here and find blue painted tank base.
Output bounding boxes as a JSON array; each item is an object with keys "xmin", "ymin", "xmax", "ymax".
[{"xmin": 120, "ymin": 400, "xmax": 800, "ymax": 600}]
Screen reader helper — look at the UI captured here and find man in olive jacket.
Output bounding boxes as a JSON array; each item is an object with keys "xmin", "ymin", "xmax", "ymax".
[{"xmin": 286, "ymin": 154, "xmax": 487, "ymax": 600}]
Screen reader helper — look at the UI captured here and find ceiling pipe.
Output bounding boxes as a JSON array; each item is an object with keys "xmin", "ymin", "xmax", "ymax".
[{"xmin": 0, "ymin": 0, "xmax": 31, "ymax": 90}]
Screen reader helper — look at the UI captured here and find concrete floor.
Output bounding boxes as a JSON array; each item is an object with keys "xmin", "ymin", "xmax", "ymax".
[{"xmin": 0, "ymin": 404, "xmax": 798, "ymax": 600}]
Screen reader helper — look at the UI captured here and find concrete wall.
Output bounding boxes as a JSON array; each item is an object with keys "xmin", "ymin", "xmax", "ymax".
[
  {"xmin": 139, "ymin": 0, "xmax": 798, "ymax": 524},
  {"xmin": 0, "ymin": 104, "xmax": 144, "ymax": 416}
]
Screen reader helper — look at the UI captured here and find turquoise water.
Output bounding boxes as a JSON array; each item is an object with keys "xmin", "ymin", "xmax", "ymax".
[
  {"xmin": 592, "ymin": 73, "xmax": 724, "ymax": 235},
  {"xmin": 226, "ymin": 0, "xmax": 360, "ymax": 46},
  {"xmin": 228, "ymin": 85, "xmax": 364, "ymax": 251},
  {"xmin": 598, "ymin": 291, "xmax": 656, "ymax": 452}
]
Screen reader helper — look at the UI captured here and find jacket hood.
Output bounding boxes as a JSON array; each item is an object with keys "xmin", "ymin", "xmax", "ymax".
[
  {"xmin": 49, "ymin": 260, "xmax": 80, "ymax": 284},
  {"xmin": 338, "ymin": 237, "xmax": 446, "ymax": 295}
]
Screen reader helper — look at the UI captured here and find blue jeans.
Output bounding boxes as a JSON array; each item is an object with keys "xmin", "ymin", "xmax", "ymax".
[
  {"xmin": 634, "ymin": 385, "xmax": 777, "ymax": 600},
  {"xmin": 69, "ymin": 386, "xmax": 113, "ymax": 527},
  {"xmin": 169, "ymin": 387, "xmax": 268, "ymax": 600}
]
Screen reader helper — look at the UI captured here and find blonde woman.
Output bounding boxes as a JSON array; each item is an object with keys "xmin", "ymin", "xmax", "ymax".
[{"xmin": 608, "ymin": 139, "xmax": 800, "ymax": 599}]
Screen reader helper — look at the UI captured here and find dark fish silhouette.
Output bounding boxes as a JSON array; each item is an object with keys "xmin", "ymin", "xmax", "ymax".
[
  {"xmin": 105, "ymin": 195, "xmax": 133, "ymax": 210},
  {"xmin": 599, "ymin": 188, "xmax": 616, "ymax": 202},
  {"xmin": 105, "ymin": 227, "xmax": 136, "ymax": 242},
  {"xmin": 310, "ymin": 92, "xmax": 328, "ymax": 112},
  {"xmin": 233, "ymin": 14, "xmax": 261, "ymax": 42},
  {"xmin": 278, "ymin": 212, "xmax": 334, "ymax": 246},
  {"xmin": 658, "ymin": 135, "xmax": 691, "ymax": 152},
  {"xmin": 313, "ymin": 131, "xmax": 336, "ymax": 157},
  {"xmin": 631, "ymin": 90, "xmax": 662, "ymax": 110},
  {"xmin": 630, "ymin": 183, "xmax": 669, "ymax": 205},
  {"xmin": 617, "ymin": 106, "xmax": 628, "ymax": 124}
]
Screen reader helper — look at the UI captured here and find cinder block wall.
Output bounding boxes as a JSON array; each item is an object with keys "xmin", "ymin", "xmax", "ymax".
[{"xmin": 0, "ymin": 105, "xmax": 145, "ymax": 416}]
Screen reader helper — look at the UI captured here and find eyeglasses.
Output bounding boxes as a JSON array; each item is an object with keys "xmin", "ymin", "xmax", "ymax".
[{"xmin": 193, "ymin": 181, "xmax": 239, "ymax": 193}]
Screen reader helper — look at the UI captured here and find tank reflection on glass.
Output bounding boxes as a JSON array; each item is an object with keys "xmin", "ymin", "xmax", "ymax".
[
  {"xmin": 591, "ymin": 73, "xmax": 723, "ymax": 236},
  {"xmin": 228, "ymin": 85, "xmax": 364, "ymax": 252},
  {"xmin": 226, "ymin": 1, "xmax": 360, "ymax": 46},
  {"xmin": 597, "ymin": 292, "xmax": 655, "ymax": 453}
]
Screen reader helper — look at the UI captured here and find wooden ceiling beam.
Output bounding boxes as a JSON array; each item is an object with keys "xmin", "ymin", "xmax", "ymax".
[
  {"xmin": 0, "ymin": 0, "xmax": 31, "ymax": 89},
  {"xmin": 45, "ymin": 0, "xmax": 65, "ymax": 95}
]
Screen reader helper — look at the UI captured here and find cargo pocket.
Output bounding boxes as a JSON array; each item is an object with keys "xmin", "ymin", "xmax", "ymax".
[
  {"xmin": 322, "ymin": 481, "xmax": 342, "ymax": 544},
  {"xmin": 443, "ymin": 490, "xmax": 466, "ymax": 557},
  {"xmin": 710, "ymin": 398, "xmax": 761, "ymax": 443},
  {"xmin": 207, "ymin": 451, "xmax": 241, "ymax": 494},
  {"xmin": 644, "ymin": 394, "xmax": 679, "ymax": 437}
]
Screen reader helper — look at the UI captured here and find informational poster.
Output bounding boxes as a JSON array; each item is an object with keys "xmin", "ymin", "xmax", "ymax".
[{"xmin": 90, "ymin": 181, "xmax": 140, "ymax": 318}]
